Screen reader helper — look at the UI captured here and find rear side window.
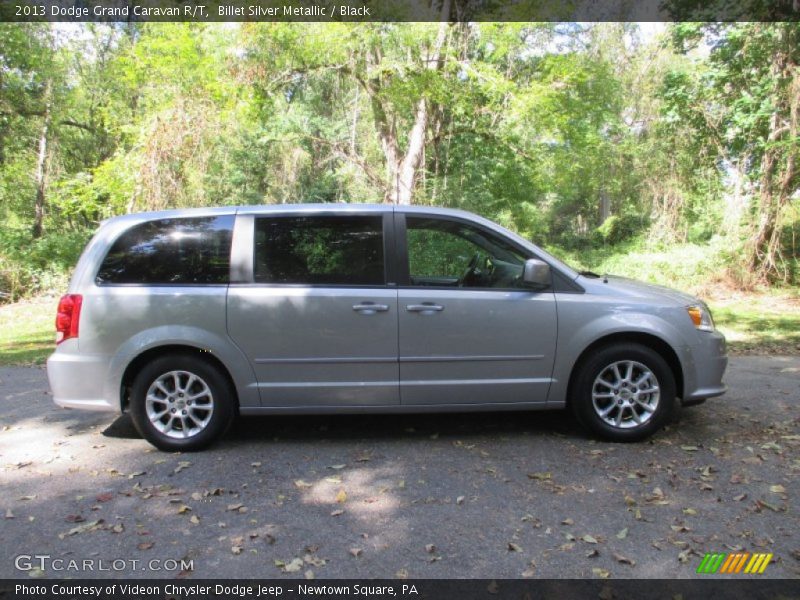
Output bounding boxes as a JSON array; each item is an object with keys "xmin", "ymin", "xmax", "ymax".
[
  {"xmin": 96, "ymin": 216, "xmax": 234, "ymax": 285},
  {"xmin": 254, "ymin": 216, "xmax": 385, "ymax": 285}
]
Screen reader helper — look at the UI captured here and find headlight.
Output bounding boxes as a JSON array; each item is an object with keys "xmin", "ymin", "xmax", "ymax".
[{"xmin": 687, "ymin": 304, "xmax": 715, "ymax": 332}]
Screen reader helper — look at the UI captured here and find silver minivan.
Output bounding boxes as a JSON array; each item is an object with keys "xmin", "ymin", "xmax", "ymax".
[{"xmin": 47, "ymin": 204, "xmax": 727, "ymax": 451}]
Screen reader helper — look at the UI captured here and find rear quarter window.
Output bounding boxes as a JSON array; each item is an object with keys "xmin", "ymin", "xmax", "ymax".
[
  {"xmin": 96, "ymin": 216, "xmax": 234, "ymax": 285},
  {"xmin": 253, "ymin": 215, "xmax": 385, "ymax": 286}
]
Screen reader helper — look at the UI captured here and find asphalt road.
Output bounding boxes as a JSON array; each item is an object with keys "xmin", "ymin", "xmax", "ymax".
[{"xmin": 0, "ymin": 356, "xmax": 798, "ymax": 580}]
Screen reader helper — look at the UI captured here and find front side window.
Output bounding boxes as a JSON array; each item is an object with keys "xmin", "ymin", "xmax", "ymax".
[
  {"xmin": 406, "ymin": 217, "xmax": 528, "ymax": 289},
  {"xmin": 254, "ymin": 216, "xmax": 385, "ymax": 285},
  {"xmin": 96, "ymin": 216, "xmax": 234, "ymax": 285}
]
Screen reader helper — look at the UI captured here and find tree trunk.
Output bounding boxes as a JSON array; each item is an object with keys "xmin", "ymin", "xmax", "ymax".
[
  {"xmin": 389, "ymin": 95, "xmax": 431, "ymax": 205},
  {"xmin": 377, "ymin": 0, "xmax": 451, "ymax": 205},
  {"xmin": 745, "ymin": 26, "xmax": 798, "ymax": 283},
  {"xmin": 32, "ymin": 79, "xmax": 53, "ymax": 239},
  {"xmin": 598, "ymin": 189, "xmax": 610, "ymax": 225}
]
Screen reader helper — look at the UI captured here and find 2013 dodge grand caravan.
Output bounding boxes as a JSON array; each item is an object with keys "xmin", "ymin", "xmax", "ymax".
[{"xmin": 47, "ymin": 204, "xmax": 727, "ymax": 451}]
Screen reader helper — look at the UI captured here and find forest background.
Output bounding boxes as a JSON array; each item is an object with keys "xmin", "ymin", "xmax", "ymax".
[{"xmin": 0, "ymin": 21, "xmax": 798, "ymax": 362}]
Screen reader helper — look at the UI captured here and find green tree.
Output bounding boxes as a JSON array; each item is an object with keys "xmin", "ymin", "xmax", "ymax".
[{"xmin": 668, "ymin": 23, "xmax": 800, "ymax": 283}]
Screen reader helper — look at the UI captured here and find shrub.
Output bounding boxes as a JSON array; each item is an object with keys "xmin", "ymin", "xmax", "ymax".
[{"xmin": 0, "ymin": 227, "xmax": 92, "ymax": 303}]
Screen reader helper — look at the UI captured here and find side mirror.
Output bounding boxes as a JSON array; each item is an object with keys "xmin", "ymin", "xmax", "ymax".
[{"xmin": 522, "ymin": 258, "xmax": 551, "ymax": 287}]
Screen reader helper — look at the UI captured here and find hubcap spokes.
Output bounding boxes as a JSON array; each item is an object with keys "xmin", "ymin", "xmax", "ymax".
[
  {"xmin": 145, "ymin": 370, "xmax": 214, "ymax": 439},
  {"xmin": 592, "ymin": 360, "xmax": 659, "ymax": 429}
]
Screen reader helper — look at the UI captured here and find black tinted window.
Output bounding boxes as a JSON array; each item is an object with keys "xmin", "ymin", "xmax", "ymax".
[
  {"xmin": 254, "ymin": 216, "xmax": 385, "ymax": 285},
  {"xmin": 96, "ymin": 216, "xmax": 234, "ymax": 284}
]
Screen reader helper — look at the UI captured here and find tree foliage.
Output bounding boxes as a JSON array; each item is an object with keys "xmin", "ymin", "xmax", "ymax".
[{"xmin": 0, "ymin": 21, "xmax": 798, "ymax": 300}]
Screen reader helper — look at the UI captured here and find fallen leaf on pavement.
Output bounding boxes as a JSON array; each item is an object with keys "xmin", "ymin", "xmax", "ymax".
[
  {"xmin": 592, "ymin": 567, "xmax": 610, "ymax": 578},
  {"xmin": 613, "ymin": 552, "xmax": 635, "ymax": 566},
  {"xmin": 303, "ymin": 554, "xmax": 326, "ymax": 567},
  {"xmin": 59, "ymin": 520, "xmax": 103, "ymax": 539},
  {"xmin": 582, "ymin": 535, "xmax": 598, "ymax": 544},
  {"xmin": 521, "ymin": 561, "xmax": 536, "ymax": 578},
  {"xmin": 349, "ymin": 548, "xmax": 362, "ymax": 557},
  {"xmin": 756, "ymin": 499, "xmax": 782, "ymax": 512},
  {"xmin": 646, "ymin": 487, "xmax": 669, "ymax": 505}
]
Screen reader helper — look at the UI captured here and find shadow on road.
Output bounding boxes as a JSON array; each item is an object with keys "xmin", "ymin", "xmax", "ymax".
[{"xmin": 101, "ymin": 408, "xmax": 586, "ymax": 446}]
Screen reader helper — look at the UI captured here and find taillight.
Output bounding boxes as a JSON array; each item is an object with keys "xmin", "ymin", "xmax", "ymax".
[{"xmin": 56, "ymin": 294, "xmax": 82, "ymax": 344}]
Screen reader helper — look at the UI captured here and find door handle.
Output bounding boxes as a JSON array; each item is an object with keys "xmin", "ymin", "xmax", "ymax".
[
  {"xmin": 406, "ymin": 303, "xmax": 444, "ymax": 313},
  {"xmin": 353, "ymin": 303, "xmax": 390, "ymax": 314}
]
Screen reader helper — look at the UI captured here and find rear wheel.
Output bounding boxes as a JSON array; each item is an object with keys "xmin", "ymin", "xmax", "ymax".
[
  {"xmin": 570, "ymin": 343, "xmax": 676, "ymax": 442},
  {"xmin": 130, "ymin": 354, "xmax": 235, "ymax": 451}
]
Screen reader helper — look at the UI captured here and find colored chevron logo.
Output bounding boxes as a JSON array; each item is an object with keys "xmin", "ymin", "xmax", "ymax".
[{"xmin": 696, "ymin": 552, "xmax": 773, "ymax": 574}]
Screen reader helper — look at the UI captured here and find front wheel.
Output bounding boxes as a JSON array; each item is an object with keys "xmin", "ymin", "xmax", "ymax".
[
  {"xmin": 130, "ymin": 354, "xmax": 235, "ymax": 451},
  {"xmin": 570, "ymin": 344, "xmax": 676, "ymax": 442}
]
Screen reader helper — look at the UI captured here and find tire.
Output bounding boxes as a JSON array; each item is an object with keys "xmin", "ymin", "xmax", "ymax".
[
  {"xmin": 130, "ymin": 353, "xmax": 235, "ymax": 451},
  {"xmin": 569, "ymin": 343, "xmax": 676, "ymax": 442}
]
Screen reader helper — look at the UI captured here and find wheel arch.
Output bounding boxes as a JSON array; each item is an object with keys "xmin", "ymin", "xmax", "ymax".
[
  {"xmin": 566, "ymin": 332, "xmax": 684, "ymax": 407},
  {"xmin": 120, "ymin": 345, "xmax": 239, "ymax": 413}
]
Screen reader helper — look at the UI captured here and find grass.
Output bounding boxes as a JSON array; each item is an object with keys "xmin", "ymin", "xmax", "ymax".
[
  {"xmin": 0, "ymin": 297, "xmax": 56, "ymax": 366},
  {"xmin": 0, "ymin": 291, "xmax": 797, "ymax": 367},
  {"xmin": 549, "ymin": 239, "xmax": 723, "ymax": 286},
  {"xmin": 708, "ymin": 294, "xmax": 800, "ymax": 355}
]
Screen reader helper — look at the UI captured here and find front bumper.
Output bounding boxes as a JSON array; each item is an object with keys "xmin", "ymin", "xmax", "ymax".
[
  {"xmin": 47, "ymin": 347, "xmax": 117, "ymax": 412},
  {"xmin": 681, "ymin": 330, "xmax": 728, "ymax": 407}
]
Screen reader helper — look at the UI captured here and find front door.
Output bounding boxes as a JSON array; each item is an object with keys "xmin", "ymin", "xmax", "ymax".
[
  {"xmin": 227, "ymin": 212, "xmax": 399, "ymax": 407},
  {"xmin": 397, "ymin": 214, "xmax": 557, "ymax": 406}
]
